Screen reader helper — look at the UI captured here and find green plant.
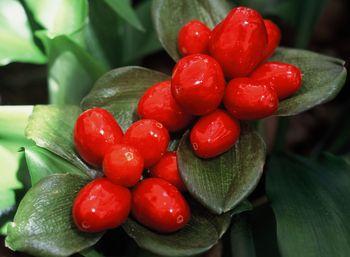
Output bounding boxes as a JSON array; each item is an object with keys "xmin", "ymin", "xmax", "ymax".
[{"xmin": 0, "ymin": 1, "xmax": 349, "ymax": 257}]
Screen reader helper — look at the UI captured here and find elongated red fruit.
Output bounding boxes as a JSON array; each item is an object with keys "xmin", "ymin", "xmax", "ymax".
[
  {"xmin": 137, "ymin": 81, "xmax": 194, "ymax": 132},
  {"xmin": 123, "ymin": 119, "xmax": 169, "ymax": 168},
  {"xmin": 150, "ymin": 151, "xmax": 186, "ymax": 191},
  {"xmin": 73, "ymin": 178, "xmax": 131, "ymax": 232},
  {"xmin": 132, "ymin": 178, "xmax": 191, "ymax": 233},
  {"xmin": 74, "ymin": 108, "xmax": 123, "ymax": 167},
  {"xmin": 103, "ymin": 144, "xmax": 144, "ymax": 187},
  {"xmin": 190, "ymin": 109, "xmax": 240, "ymax": 158},
  {"xmin": 209, "ymin": 7, "xmax": 267, "ymax": 78},
  {"xmin": 251, "ymin": 62, "xmax": 302, "ymax": 100},
  {"xmin": 171, "ymin": 54, "xmax": 226, "ymax": 115},
  {"xmin": 261, "ymin": 19, "xmax": 281, "ymax": 61},
  {"xmin": 224, "ymin": 78, "xmax": 279, "ymax": 120},
  {"xmin": 178, "ymin": 20, "xmax": 211, "ymax": 56}
]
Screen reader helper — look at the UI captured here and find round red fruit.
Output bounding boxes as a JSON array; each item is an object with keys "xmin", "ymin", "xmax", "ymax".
[
  {"xmin": 73, "ymin": 178, "xmax": 131, "ymax": 232},
  {"xmin": 171, "ymin": 54, "xmax": 226, "ymax": 115},
  {"xmin": 103, "ymin": 144, "xmax": 144, "ymax": 187},
  {"xmin": 251, "ymin": 62, "xmax": 302, "ymax": 100},
  {"xmin": 178, "ymin": 20, "xmax": 211, "ymax": 56},
  {"xmin": 261, "ymin": 19, "xmax": 281, "ymax": 61},
  {"xmin": 224, "ymin": 78, "xmax": 279, "ymax": 120},
  {"xmin": 74, "ymin": 108, "xmax": 123, "ymax": 167},
  {"xmin": 150, "ymin": 151, "xmax": 186, "ymax": 192},
  {"xmin": 132, "ymin": 178, "xmax": 191, "ymax": 233},
  {"xmin": 209, "ymin": 7, "xmax": 267, "ymax": 78},
  {"xmin": 137, "ymin": 81, "xmax": 194, "ymax": 132},
  {"xmin": 123, "ymin": 119, "xmax": 170, "ymax": 168},
  {"xmin": 190, "ymin": 110, "xmax": 240, "ymax": 158}
]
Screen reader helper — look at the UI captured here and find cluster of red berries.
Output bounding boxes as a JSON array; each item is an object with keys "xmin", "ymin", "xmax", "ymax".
[{"xmin": 72, "ymin": 6, "xmax": 302, "ymax": 234}]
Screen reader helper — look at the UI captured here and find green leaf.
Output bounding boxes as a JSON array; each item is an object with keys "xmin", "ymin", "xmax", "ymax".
[
  {"xmin": 0, "ymin": 145, "xmax": 23, "ymax": 191},
  {"xmin": 5, "ymin": 174, "xmax": 103, "ymax": 257},
  {"xmin": 25, "ymin": 145, "xmax": 89, "ymax": 185},
  {"xmin": 0, "ymin": 106, "xmax": 33, "ymax": 139},
  {"xmin": 230, "ymin": 214, "xmax": 256, "ymax": 257},
  {"xmin": 24, "ymin": 0, "xmax": 88, "ymax": 38},
  {"xmin": 177, "ymin": 125, "xmax": 265, "ymax": 214},
  {"xmin": 271, "ymin": 47, "xmax": 347, "ymax": 116},
  {"xmin": 104, "ymin": 0, "xmax": 144, "ymax": 32},
  {"xmin": 37, "ymin": 32, "xmax": 106, "ymax": 105},
  {"xmin": 81, "ymin": 66, "xmax": 169, "ymax": 131},
  {"xmin": 152, "ymin": 0, "xmax": 232, "ymax": 61},
  {"xmin": 25, "ymin": 105, "xmax": 100, "ymax": 179},
  {"xmin": 266, "ymin": 153, "xmax": 350, "ymax": 257},
  {"xmin": 0, "ymin": 189, "xmax": 16, "ymax": 215},
  {"xmin": 0, "ymin": 0, "xmax": 46, "ymax": 65},
  {"xmin": 123, "ymin": 201, "xmax": 250, "ymax": 257}
]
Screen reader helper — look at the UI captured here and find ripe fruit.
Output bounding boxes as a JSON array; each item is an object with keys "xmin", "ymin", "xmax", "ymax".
[
  {"xmin": 261, "ymin": 19, "xmax": 281, "ymax": 61},
  {"xmin": 132, "ymin": 178, "xmax": 191, "ymax": 233},
  {"xmin": 209, "ymin": 7, "xmax": 267, "ymax": 78},
  {"xmin": 171, "ymin": 54, "xmax": 226, "ymax": 115},
  {"xmin": 137, "ymin": 81, "xmax": 194, "ymax": 132},
  {"xmin": 178, "ymin": 20, "xmax": 211, "ymax": 56},
  {"xmin": 251, "ymin": 62, "xmax": 302, "ymax": 99},
  {"xmin": 74, "ymin": 108, "xmax": 123, "ymax": 167},
  {"xmin": 150, "ymin": 151, "xmax": 186, "ymax": 192},
  {"xmin": 123, "ymin": 119, "xmax": 170, "ymax": 168},
  {"xmin": 73, "ymin": 178, "xmax": 131, "ymax": 232},
  {"xmin": 224, "ymin": 78, "xmax": 279, "ymax": 120},
  {"xmin": 103, "ymin": 144, "xmax": 144, "ymax": 187},
  {"xmin": 190, "ymin": 110, "xmax": 240, "ymax": 158}
]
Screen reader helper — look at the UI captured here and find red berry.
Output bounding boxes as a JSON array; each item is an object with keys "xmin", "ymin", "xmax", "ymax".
[
  {"xmin": 123, "ymin": 119, "xmax": 170, "ymax": 168},
  {"xmin": 171, "ymin": 54, "xmax": 226, "ymax": 115},
  {"xmin": 224, "ymin": 78, "xmax": 279, "ymax": 120},
  {"xmin": 137, "ymin": 81, "xmax": 194, "ymax": 132},
  {"xmin": 73, "ymin": 178, "xmax": 131, "ymax": 232},
  {"xmin": 178, "ymin": 20, "xmax": 211, "ymax": 56},
  {"xmin": 190, "ymin": 110, "xmax": 240, "ymax": 158},
  {"xmin": 132, "ymin": 178, "xmax": 191, "ymax": 233},
  {"xmin": 150, "ymin": 151, "xmax": 186, "ymax": 192},
  {"xmin": 74, "ymin": 108, "xmax": 123, "ymax": 167},
  {"xmin": 103, "ymin": 144, "xmax": 144, "ymax": 187},
  {"xmin": 251, "ymin": 62, "xmax": 302, "ymax": 100},
  {"xmin": 209, "ymin": 7, "xmax": 267, "ymax": 78},
  {"xmin": 261, "ymin": 19, "xmax": 281, "ymax": 61}
]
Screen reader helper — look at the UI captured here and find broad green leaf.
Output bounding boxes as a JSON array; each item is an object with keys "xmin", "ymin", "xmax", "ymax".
[
  {"xmin": 272, "ymin": 48, "xmax": 347, "ymax": 116},
  {"xmin": 25, "ymin": 145, "xmax": 89, "ymax": 185},
  {"xmin": 25, "ymin": 105, "xmax": 100, "ymax": 179},
  {"xmin": 81, "ymin": 66, "xmax": 169, "ymax": 131},
  {"xmin": 6, "ymin": 174, "xmax": 103, "ymax": 257},
  {"xmin": 0, "ymin": 145, "xmax": 23, "ymax": 190},
  {"xmin": 104, "ymin": 0, "xmax": 144, "ymax": 31},
  {"xmin": 152, "ymin": 0, "xmax": 232, "ymax": 60},
  {"xmin": 266, "ymin": 153, "xmax": 350, "ymax": 257},
  {"xmin": 0, "ymin": 189, "xmax": 16, "ymax": 215},
  {"xmin": 0, "ymin": 106, "xmax": 33, "ymax": 139},
  {"xmin": 24, "ymin": 0, "xmax": 88, "ymax": 38},
  {"xmin": 0, "ymin": 0, "xmax": 46, "ymax": 65},
  {"xmin": 123, "ymin": 201, "xmax": 250, "ymax": 257},
  {"xmin": 177, "ymin": 126, "xmax": 265, "ymax": 214},
  {"xmin": 230, "ymin": 214, "xmax": 256, "ymax": 257},
  {"xmin": 37, "ymin": 32, "xmax": 106, "ymax": 105}
]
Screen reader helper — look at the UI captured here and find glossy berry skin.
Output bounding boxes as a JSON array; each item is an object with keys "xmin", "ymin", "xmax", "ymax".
[
  {"xmin": 74, "ymin": 108, "xmax": 123, "ymax": 167},
  {"xmin": 150, "ymin": 151, "xmax": 186, "ymax": 192},
  {"xmin": 178, "ymin": 20, "xmax": 211, "ymax": 56},
  {"xmin": 251, "ymin": 62, "xmax": 302, "ymax": 100},
  {"xmin": 103, "ymin": 144, "xmax": 144, "ymax": 187},
  {"xmin": 123, "ymin": 119, "xmax": 170, "ymax": 168},
  {"xmin": 171, "ymin": 54, "xmax": 226, "ymax": 115},
  {"xmin": 73, "ymin": 178, "xmax": 131, "ymax": 233},
  {"xmin": 190, "ymin": 110, "xmax": 240, "ymax": 158},
  {"xmin": 137, "ymin": 81, "xmax": 194, "ymax": 132},
  {"xmin": 132, "ymin": 178, "xmax": 191, "ymax": 233},
  {"xmin": 261, "ymin": 19, "xmax": 281, "ymax": 61},
  {"xmin": 224, "ymin": 78, "xmax": 279, "ymax": 120},
  {"xmin": 209, "ymin": 7, "xmax": 267, "ymax": 78}
]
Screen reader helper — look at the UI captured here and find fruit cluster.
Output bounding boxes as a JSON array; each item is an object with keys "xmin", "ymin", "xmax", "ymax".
[{"xmin": 72, "ymin": 6, "xmax": 302, "ymax": 234}]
